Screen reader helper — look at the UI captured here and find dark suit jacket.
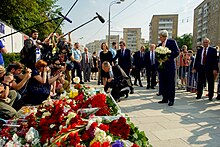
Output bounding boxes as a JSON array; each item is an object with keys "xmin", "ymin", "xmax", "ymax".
[
  {"xmin": 145, "ymin": 51, "xmax": 158, "ymax": 70},
  {"xmin": 112, "ymin": 64, "xmax": 132, "ymax": 87},
  {"xmin": 113, "ymin": 49, "xmax": 132, "ymax": 71},
  {"xmin": 133, "ymin": 51, "xmax": 145, "ymax": 70},
  {"xmin": 193, "ymin": 47, "xmax": 218, "ymax": 71},
  {"xmin": 158, "ymin": 39, "xmax": 179, "ymax": 70}
]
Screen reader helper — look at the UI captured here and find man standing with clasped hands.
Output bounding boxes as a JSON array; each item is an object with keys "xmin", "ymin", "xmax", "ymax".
[
  {"xmin": 157, "ymin": 30, "xmax": 179, "ymax": 106},
  {"xmin": 193, "ymin": 38, "xmax": 218, "ymax": 101}
]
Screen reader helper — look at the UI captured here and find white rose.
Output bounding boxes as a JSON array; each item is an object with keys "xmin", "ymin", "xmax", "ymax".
[
  {"xmin": 42, "ymin": 112, "xmax": 51, "ymax": 118},
  {"xmin": 25, "ymin": 127, "xmax": 35, "ymax": 142},
  {"xmin": 73, "ymin": 77, "xmax": 80, "ymax": 84},
  {"xmin": 50, "ymin": 124, "xmax": 55, "ymax": 129}
]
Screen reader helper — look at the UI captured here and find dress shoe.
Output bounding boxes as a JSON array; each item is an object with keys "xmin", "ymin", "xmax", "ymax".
[
  {"xmin": 146, "ymin": 86, "xmax": 150, "ymax": 89},
  {"xmin": 209, "ymin": 97, "xmax": 213, "ymax": 101},
  {"xmin": 168, "ymin": 101, "xmax": 174, "ymax": 106},
  {"xmin": 130, "ymin": 90, "xmax": 134, "ymax": 94},
  {"xmin": 140, "ymin": 84, "xmax": 143, "ymax": 87},
  {"xmin": 134, "ymin": 83, "xmax": 138, "ymax": 86},
  {"xmin": 156, "ymin": 93, "xmax": 161, "ymax": 96},
  {"xmin": 80, "ymin": 81, "xmax": 84, "ymax": 84},
  {"xmin": 151, "ymin": 87, "xmax": 155, "ymax": 89},
  {"xmin": 196, "ymin": 97, "xmax": 201, "ymax": 99},
  {"xmin": 158, "ymin": 100, "xmax": 168, "ymax": 104},
  {"xmin": 216, "ymin": 96, "xmax": 220, "ymax": 100}
]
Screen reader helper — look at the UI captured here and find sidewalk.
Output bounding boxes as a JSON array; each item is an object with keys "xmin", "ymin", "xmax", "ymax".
[
  {"xmin": 86, "ymin": 80, "xmax": 220, "ymax": 147},
  {"xmin": 119, "ymin": 85, "xmax": 220, "ymax": 147}
]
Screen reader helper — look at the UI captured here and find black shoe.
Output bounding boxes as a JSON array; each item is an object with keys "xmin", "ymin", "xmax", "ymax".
[
  {"xmin": 168, "ymin": 101, "xmax": 174, "ymax": 106},
  {"xmin": 140, "ymin": 84, "xmax": 143, "ymax": 87},
  {"xmin": 209, "ymin": 97, "xmax": 213, "ymax": 101},
  {"xmin": 146, "ymin": 86, "xmax": 150, "ymax": 89},
  {"xmin": 151, "ymin": 87, "xmax": 155, "ymax": 89},
  {"xmin": 130, "ymin": 90, "xmax": 134, "ymax": 94},
  {"xmin": 156, "ymin": 93, "xmax": 161, "ymax": 96},
  {"xmin": 196, "ymin": 97, "xmax": 201, "ymax": 99},
  {"xmin": 80, "ymin": 81, "xmax": 84, "ymax": 84},
  {"xmin": 88, "ymin": 80, "xmax": 90, "ymax": 82},
  {"xmin": 158, "ymin": 100, "xmax": 168, "ymax": 104},
  {"xmin": 216, "ymin": 96, "xmax": 220, "ymax": 100},
  {"xmin": 134, "ymin": 83, "xmax": 138, "ymax": 86}
]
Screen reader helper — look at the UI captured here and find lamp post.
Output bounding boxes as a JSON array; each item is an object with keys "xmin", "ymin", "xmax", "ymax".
[{"xmin": 108, "ymin": 0, "xmax": 124, "ymax": 48}]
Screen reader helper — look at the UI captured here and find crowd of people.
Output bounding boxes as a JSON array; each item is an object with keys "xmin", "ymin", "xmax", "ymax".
[{"xmin": 0, "ymin": 29, "xmax": 219, "ymax": 119}]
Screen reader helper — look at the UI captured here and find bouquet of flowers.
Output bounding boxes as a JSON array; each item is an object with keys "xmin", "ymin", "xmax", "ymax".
[{"xmin": 155, "ymin": 46, "xmax": 171, "ymax": 69}]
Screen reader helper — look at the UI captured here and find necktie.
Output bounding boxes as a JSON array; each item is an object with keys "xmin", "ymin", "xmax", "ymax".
[
  {"xmin": 151, "ymin": 51, "xmax": 154, "ymax": 65},
  {"xmin": 122, "ymin": 49, "xmax": 124, "ymax": 56},
  {"xmin": 86, "ymin": 54, "xmax": 88, "ymax": 63},
  {"xmin": 202, "ymin": 48, "xmax": 207, "ymax": 65}
]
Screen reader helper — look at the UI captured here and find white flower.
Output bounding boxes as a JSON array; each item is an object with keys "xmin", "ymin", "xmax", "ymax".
[
  {"xmin": 42, "ymin": 112, "xmax": 51, "ymax": 118},
  {"xmin": 66, "ymin": 112, "xmax": 76, "ymax": 125},
  {"xmin": 50, "ymin": 124, "xmax": 55, "ymax": 129},
  {"xmin": 25, "ymin": 127, "xmax": 36, "ymax": 142},
  {"xmin": 5, "ymin": 140, "xmax": 14, "ymax": 146},
  {"xmin": 73, "ymin": 77, "xmax": 80, "ymax": 84},
  {"xmin": 12, "ymin": 134, "xmax": 19, "ymax": 142},
  {"xmin": 105, "ymin": 135, "xmax": 112, "ymax": 143}
]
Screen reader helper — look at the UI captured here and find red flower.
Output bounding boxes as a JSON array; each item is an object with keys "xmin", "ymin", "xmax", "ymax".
[
  {"xmin": 90, "ymin": 142, "xmax": 101, "ymax": 147},
  {"xmin": 69, "ymin": 132, "xmax": 80, "ymax": 146},
  {"xmin": 102, "ymin": 142, "xmax": 111, "ymax": 147},
  {"xmin": 99, "ymin": 124, "xmax": 109, "ymax": 132},
  {"xmin": 131, "ymin": 144, "xmax": 140, "ymax": 147}
]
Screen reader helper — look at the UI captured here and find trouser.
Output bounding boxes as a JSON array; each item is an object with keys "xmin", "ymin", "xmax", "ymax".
[
  {"xmin": 72, "ymin": 61, "xmax": 82, "ymax": 82},
  {"xmin": 83, "ymin": 64, "xmax": 91, "ymax": 82},
  {"xmin": 134, "ymin": 69, "xmax": 142, "ymax": 85},
  {"xmin": 159, "ymin": 68, "xmax": 176, "ymax": 102},
  {"xmin": 197, "ymin": 66, "xmax": 214, "ymax": 99},
  {"xmin": 0, "ymin": 90, "xmax": 18, "ymax": 119},
  {"xmin": 147, "ymin": 65, "xmax": 157, "ymax": 87}
]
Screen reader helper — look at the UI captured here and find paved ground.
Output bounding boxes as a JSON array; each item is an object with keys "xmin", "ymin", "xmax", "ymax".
[{"xmin": 87, "ymin": 80, "xmax": 220, "ymax": 147}]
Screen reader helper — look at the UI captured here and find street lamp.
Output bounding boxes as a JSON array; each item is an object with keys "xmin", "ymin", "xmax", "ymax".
[{"xmin": 108, "ymin": 0, "xmax": 124, "ymax": 48}]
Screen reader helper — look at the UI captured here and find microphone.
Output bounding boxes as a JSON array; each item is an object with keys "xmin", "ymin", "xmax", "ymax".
[
  {"xmin": 58, "ymin": 12, "xmax": 72, "ymax": 23},
  {"xmin": 96, "ymin": 12, "xmax": 105, "ymax": 23}
]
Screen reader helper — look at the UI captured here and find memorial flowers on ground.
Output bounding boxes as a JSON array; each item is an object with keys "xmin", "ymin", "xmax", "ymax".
[{"xmin": 0, "ymin": 82, "xmax": 151, "ymax": 147}]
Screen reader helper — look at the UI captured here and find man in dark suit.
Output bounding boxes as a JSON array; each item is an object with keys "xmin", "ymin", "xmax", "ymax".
[
  {"xmin": 193, "ymin": 38, "xmax": 218, "ymax": 101},
  {"xmin": 102, "ymin": 61, "xmax": 132, "ymax": 102},
  {"xmin": 158, "ymin": 30, "xmax": 179, "ymax": 106},
  {"xmin": 133, "ymin": 46, "xmax": 145, "ymax": 87},
  {"xmin": 113, "ymin": 41, "xmax": 134, "ymax": 94},
  {"xmin": 145, "ymin": 44, "xmax": 157, "ymax": 89}
]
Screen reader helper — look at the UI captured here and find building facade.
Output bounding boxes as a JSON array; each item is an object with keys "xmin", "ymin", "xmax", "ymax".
[
  {"xmin": 86, "ymin": 40, "xmax": 103, "ymax": 53},
  {"xmin": 123, "ymin": 28, "xmax": 141, "ymax": 52},
  {"xmin": 149, "ymin": 14, "xmax": 178, "ymax": 44},
  {"xmin": 106, "ymin": 35, "xmax": 120, "ymax": 49},
  {"xmin": 193, "ymin": 0, "xmax": 220, "ymax": 49}
]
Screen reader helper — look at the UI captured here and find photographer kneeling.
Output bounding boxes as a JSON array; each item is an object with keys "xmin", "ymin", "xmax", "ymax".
[
  {"xmin": 6, "ymin": 62, "xmax": 32, "ymax": 110},
  {"xmin": 102, "ymin": 61, "xmax": 132, "ymax": 102},
  {"xmin": 0, "ymin": 66, "xmax": 17, "ymax": 119}
]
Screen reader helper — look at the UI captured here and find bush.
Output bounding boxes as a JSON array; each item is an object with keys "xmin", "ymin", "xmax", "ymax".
[{"xmin": 3, "ymin": 53, "xmax": 20, "ymax": 67}]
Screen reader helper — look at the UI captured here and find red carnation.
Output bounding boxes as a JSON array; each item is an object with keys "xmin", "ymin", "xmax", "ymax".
[
  {"xmin": 131, "ymin": 144, "xmax": 140, "ymax": 147},
  {"xmin": 99, "ymin": 124, "xmax": 109, "ymax": 132}
]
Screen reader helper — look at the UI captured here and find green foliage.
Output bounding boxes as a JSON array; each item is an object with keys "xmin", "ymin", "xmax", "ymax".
[
  {"xmin": 127, "ymin": 117, "xmax": 152, "ymax": 147},
  {"xmin": 3, "ymin": 53, "xmax": 20, "ymax": 67},
  {"xmin": 176, "ymin": 33, "xmax": 193, "ymax": 50},
  {"xmin": 0, "ymin": 0, "xmax": 62, "ymax": 40}
]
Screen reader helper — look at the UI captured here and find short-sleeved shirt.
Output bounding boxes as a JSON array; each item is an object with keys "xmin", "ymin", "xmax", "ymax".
[
  {"xmin": 0, "ymin": 40, "xmax": 5, "ymax": 65},
  {"xmin": 72, "ymin": 48, "xmax": 81, "ymax": 61}
]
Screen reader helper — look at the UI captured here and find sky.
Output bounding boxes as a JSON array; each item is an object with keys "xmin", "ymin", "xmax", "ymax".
[{"xmin": 57, "ymin": 0, "xmax": 204, "ymax": 45}]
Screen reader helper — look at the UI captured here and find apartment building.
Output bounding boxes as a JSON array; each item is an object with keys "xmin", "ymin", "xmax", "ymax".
[{"xmin": 149, "ymin": 14, "xmax": 178, "ymax": 44}]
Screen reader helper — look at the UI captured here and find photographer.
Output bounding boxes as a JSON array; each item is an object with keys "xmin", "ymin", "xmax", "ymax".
[
  {"xmin": 6, "ymin": 61, "xmax": 32, "ymax": 110},
  {"xmin": 102, "ymin": 61, "xmax": 131, "ymax": 102},
  {"xmin": 0, "ymin": 66, "xmax": 18, "ymax": 119}
]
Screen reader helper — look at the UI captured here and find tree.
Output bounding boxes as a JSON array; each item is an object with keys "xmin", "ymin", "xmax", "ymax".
[
  {"xmin": 0, "ymin": 0, "xmax": 62, "ymax": 40},
  {"xmin": 176, "ymin": 33, "xmax": 193, "ymax": 50}
]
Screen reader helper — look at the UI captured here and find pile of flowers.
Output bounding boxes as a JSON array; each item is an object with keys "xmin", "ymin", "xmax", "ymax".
[
  {"xmin": 0, "ymin": 78, "xmax": 151, "ymax": 147},
  {"xmin": 155, "ymin": 46, "xmax": 171, "ymax": 69}
]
